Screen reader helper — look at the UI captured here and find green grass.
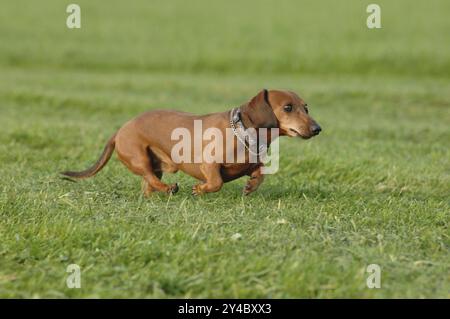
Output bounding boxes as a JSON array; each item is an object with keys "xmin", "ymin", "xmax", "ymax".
[{"xmin": 0, "ymin": 0, "xmax": 449, "ymax": 298}]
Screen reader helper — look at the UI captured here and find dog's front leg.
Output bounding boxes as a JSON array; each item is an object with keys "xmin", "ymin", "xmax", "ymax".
[
  {"xmin": 243, "ymin": 165, "xmax": 265, "ymax": 195},
  {"xmin": 192, "ymin": 163, "xmax": 223, "ymax": 196}
]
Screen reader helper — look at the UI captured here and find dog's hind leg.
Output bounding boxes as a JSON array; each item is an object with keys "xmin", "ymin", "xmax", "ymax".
[
  {"xmin": 141, "ymin": 170, "xmax": 164, "ymax": 196},
  {"xmin": 116, "ymin": 143, "xmax": 178, "ymax": 196}
]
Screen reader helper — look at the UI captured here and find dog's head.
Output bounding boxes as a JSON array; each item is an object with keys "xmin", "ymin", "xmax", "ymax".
[
  {"xmin": 267, "ymin": 89, "xmax": 321, "ymax": 139},
  {"xmin": 241, "ymin": 89, "xmax": 321, "ymax": 139}
]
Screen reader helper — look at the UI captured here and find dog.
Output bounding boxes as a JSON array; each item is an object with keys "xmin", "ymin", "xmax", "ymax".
[{"xmin": 62, "ymin": 89, "xmax": 321, "ymax": 196}]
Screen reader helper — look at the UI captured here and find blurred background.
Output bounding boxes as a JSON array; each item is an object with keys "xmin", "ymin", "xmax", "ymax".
[{"xmin": 1, "ymin": 0, "xmax": 449, "ymax": 75}]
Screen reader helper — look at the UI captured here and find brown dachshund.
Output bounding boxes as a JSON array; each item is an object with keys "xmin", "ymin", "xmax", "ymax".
[{"xmin": 62, "ymin": 89, "xmax": 321, "ymax": 195}]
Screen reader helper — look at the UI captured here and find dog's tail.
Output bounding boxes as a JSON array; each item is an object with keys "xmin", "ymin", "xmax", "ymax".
[{"xmin": 61, "ymin": 133, "xmax": 117, "ymax": 180}]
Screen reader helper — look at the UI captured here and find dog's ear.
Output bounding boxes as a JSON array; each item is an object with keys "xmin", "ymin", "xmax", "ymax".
[
  {"xmin": 249, "ymin": 89, "xmax": 270, "ymax": 108},
  {"xmin": 244, "ymin": 89, "xmax": 278, "ymax": 128}
]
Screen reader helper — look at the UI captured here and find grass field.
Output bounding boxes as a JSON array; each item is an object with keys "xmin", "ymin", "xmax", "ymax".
[{"xmin": 0, "ymin": 0, "xmax": 449, "ymax": 298}]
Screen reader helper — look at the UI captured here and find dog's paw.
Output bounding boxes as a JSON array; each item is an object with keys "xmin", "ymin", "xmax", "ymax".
[
  {"xmin": 167, "ymin": 183, "xmax": 179, "ymax": 195},
  {"xmin": 192, "ymin": 184, "xmax": 204, "ymax": 196},
  {"xmin": 242, "ymin": 184, "xmax": 254, "ymax": 196}
]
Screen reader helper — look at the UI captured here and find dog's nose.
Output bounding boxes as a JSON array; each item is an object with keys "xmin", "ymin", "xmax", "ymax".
[{"xmin": 311, "ymin": 124, "xmax": 322, "ymax": 135}]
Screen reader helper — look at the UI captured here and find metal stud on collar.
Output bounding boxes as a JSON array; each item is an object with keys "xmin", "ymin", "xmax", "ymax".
[{"xmin": 229, "ymin": 108, "xmax": 267, "ymax": 156}]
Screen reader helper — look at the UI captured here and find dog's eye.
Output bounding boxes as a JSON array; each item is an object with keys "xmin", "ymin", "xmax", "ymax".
[
  {"xmin": 304, "ymin": 106, "xmax": 309, "ymax": 114},
  {"xmin": 284, "ymin": 104, "xmax": 293, "ymax": 112}
]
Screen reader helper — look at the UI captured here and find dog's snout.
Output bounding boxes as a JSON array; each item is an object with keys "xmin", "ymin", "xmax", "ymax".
[{"xmin": 311, "ymin": 124, "xmax": 322, "ymax": 135}]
